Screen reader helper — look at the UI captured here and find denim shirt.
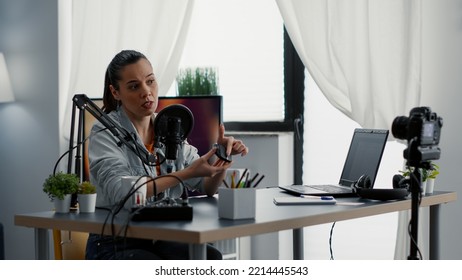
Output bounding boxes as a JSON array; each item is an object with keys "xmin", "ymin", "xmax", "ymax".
[{"xmin": 88, "ymin": 107, "xmax": 203, "ymax": 208}]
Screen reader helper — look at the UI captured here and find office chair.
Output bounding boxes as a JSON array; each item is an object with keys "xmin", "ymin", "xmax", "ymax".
[{"xmin": 53, "ymin": 229, "xmax": 88, "ymax": 260}]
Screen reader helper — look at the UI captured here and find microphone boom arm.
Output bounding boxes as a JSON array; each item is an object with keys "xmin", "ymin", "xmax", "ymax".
[{"xmin": 72, "ymin": 94, "xmax": 157, "ymax": 165}]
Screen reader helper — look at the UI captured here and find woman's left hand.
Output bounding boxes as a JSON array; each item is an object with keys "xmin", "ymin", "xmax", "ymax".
[{"xmin": 217, "ymin": 124, "xmax": 249, "ymax": 158}]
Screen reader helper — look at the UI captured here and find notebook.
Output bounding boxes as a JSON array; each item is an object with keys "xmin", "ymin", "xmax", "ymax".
[{"xmin": 279, "ymin": 128, "xmax": 389, "ymax": 197}]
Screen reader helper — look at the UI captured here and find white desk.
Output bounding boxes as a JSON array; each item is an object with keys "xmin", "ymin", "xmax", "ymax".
[{"xmin": 15, "ymin": 188, "xmax": 456, "ymax": 259}]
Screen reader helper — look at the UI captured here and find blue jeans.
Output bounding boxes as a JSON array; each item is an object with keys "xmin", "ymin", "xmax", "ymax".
[{"xmin": 85, "ymin": 233, "xmax": 222, "ymax": 260}]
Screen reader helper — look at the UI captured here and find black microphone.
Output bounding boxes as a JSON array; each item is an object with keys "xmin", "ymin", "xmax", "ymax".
[
  {"xmin": 154, "ymin": 104, "xmax": 194, "ymax": 161},
  {"xmin": 154, "ymin": 104, "xmax": 194, "ymax": 204},
  {"xmin": 164, "ymin": 116, "xmax": 182, "ymax": 160}
]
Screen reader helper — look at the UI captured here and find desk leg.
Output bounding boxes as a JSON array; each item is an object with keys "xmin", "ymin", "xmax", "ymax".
[
  {"xmin": 189, "ymin": 243, "xmax": 206, "ymax": 260},
  {"xmin": 429, "ymin": 204, "xmax": 440, "ymax": 260},
  {"xmin": 35, "ymin": 228, "xmax": 49, "ymax": 260},
  {"xmin": 293, "ymin": 228, "xmax": 304, "ymax": 260}
]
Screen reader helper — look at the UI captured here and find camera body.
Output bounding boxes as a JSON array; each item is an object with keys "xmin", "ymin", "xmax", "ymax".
[{"xmin": 392, "ymin": 107, "xmax": 443, "ymax": 166}]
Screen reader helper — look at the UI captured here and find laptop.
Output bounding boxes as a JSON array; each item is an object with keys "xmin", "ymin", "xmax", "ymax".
[{"xmin": 279, "ymin": 128, "xmax": 389, "ymax": 197}]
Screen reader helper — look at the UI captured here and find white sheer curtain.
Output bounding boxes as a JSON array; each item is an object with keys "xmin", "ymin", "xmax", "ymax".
[
  {"xmin": 276, "ymin": 0, "xmax": 425, "ymax": 259},
  {"xmin": 276, "ymin": 0, "xmax": 422, "ymax": 130},
  {"xmin": 59, "ymin": 0, "xmax": 194, "ymax": 139}
]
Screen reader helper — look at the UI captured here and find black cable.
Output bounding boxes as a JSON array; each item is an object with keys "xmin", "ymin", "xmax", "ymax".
[
  {"xmin": 329, "ymin": 222, "xmax": 336, "ymax": 260},
  {"xmin": 101, "ymin": 174, "xmax": 188, "ymax": 258},
  {"xmin": 407, "ymin": 219, "xmax": 423, "ymax": 260},
  {"xmin": 95, "ymin": 166, "xmax": 151, "ymax": 256},
  {"xmin": 53, "ymin": 127, "xmax": 109, "ymax": 176}
]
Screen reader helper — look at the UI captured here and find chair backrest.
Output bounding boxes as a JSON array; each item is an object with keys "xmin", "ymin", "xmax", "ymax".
[{"xmin": 53, "ymin": 230, "xmax": 88, "ymax": 260}]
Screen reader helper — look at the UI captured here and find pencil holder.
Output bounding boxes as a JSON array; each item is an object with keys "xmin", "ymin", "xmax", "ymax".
[{"xmin": 218, "ymin": 187, "xmax": 256, "ymax": 220}]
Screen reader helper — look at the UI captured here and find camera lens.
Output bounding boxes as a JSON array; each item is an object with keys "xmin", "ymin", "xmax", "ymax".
[{"xmin": 391, "ymin": 116, "xmax": 409, "ymax": 140}]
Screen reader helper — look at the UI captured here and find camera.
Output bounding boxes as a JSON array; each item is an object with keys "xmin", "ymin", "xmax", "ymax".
[{"xmin": 392, "ymin": 107, "xmax": 443, "ymax": 165}]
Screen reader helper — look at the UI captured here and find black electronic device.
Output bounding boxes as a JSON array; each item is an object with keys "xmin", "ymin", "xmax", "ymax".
[
  {"xmin": 392, "ymin": 106, "xmax": 443, "ymax": 260},
  {"xmin": 392, "ymin": 106, "xmax": 443, "ymax": 166},
  {"xmin": 214, "ymin": 143, "xmax": 232, "ymax": 162},
  {"xmin": 131, "ymin": 200, "xmax": 193, "ymax": 221}
]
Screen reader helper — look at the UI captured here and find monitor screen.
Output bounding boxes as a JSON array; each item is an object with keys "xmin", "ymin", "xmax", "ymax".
[{"xmin": 82, "ymin": 95, "xmax": 223, "ymax": 181}]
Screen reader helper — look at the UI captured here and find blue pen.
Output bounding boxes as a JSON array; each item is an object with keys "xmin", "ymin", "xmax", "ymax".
[{"xmin": 300, "ymin": 195, "xmax": 334, "ymax": 200}]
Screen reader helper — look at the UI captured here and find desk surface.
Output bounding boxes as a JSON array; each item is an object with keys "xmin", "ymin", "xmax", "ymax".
[{"xmin": 15, "ymin": 188, "xmax": 456, "ymax": 244}]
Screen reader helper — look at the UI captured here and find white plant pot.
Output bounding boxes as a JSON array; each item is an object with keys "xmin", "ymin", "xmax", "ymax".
[
  {"xmin": 78, "ymin": 193, "xmax": 97, "ymax": 213},
  {"xmin": 426, "ymin": 178, "xmax": 435, "ymax": 194},
  {"xmin": 421, "ymin": 180, "xmax": 427, "ymax": 195},
  {"xmin": 54, "ymin": 194, "xmax": 72, "ymax": 213}
]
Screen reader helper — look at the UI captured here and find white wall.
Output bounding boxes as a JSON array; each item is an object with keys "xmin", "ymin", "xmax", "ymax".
[
  {"xmin": 0, "ymin": 0, "xmax": 60, "ymax": 259},
  {"xmin": 421, "ymin": 0, "xmax": 462, "ymax": 260}
]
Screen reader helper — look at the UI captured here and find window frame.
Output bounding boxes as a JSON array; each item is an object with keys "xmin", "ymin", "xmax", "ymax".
[{"xmin": 225, "ymin": 28, "xmax": 305, "ymax": 184}]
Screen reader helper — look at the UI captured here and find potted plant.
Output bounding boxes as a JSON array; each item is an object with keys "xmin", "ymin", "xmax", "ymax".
[
  {"xmin": 399, "ymin": 162, "xmax": 440, "ymax": 195},
  {"xmin": 399, "ymin": 166, "xmax": 426, "ymax": 193},
  {"xmin": 424, "ymin": 162, "xmax": 440, "ymax": 194},
  {"xmin": 43, "ymin": 172, "xmax": 79, "ymax": 213},
  {"xmin": 176, "ymin": 67, "xmax": 219, "ymax": 96},
  {"xmin": 77, "ymin": 181, "xmax": 97, "ymax": 213}
]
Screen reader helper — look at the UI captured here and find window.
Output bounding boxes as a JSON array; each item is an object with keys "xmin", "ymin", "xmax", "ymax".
[
  {"xmin": 168, "ymin": 0, "xmax": 292, "ymax": 128},
  {"xmin": 170, "ymin": 0, "xmax": 305, "ymax": 183}
]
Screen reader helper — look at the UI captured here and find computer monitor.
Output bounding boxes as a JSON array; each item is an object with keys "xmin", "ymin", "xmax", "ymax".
[{"xmin": 82, "ymin": 95, "xmax": 223, "ymax": 181}]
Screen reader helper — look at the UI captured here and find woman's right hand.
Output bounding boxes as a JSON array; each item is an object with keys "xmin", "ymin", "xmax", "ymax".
[{"xmin": 185, "ymin": 147, "xmax": 231, "ymax": 178}]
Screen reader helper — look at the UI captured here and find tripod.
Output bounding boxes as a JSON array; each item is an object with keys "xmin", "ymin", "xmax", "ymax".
[
  {"xmin": 406, "ymin": 143, "xmax": 433, "ymax": 260},
  {"xmin": 408, "ymin": 166, "xmax": 422, "ymax": 260}
]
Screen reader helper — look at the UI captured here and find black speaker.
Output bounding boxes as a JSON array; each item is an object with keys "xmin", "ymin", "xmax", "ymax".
[{"xmin": 352, "ymin": 174, "xmax": 409, "ymax": 201}]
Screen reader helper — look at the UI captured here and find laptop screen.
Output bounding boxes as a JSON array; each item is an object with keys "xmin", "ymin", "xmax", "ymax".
[{"xmin": 338, "ymin": 129, "xmax": 389, "ymax": 187}]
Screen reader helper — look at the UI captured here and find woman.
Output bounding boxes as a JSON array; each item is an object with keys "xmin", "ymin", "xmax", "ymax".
[{"xmin": 85, "ymin": 50, "xmax": 248, "ymax": 260}]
